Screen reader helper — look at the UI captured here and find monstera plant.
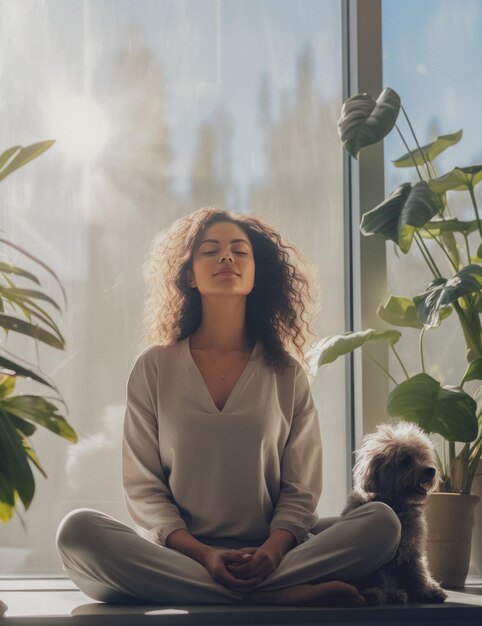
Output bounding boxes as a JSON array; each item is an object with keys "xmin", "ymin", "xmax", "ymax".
[
  {"xmin": 310, "ymin": 87, "xmax": 482, "ymax": 495},
  {"xmin": 0, "ymin": 141, "xmax": 77, "ymax": 523}
]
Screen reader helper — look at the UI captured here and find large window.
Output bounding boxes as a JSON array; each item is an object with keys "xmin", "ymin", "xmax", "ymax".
[
  {"xmin": 382, "ymin": 0, "xmax": 482, "ymax": 391},
  {"xmin": 0, "ymin": 0, "xmax": 346, "ymax": 575}
]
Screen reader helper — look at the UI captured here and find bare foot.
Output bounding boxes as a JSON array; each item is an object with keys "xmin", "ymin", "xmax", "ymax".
[{"xmin": 238, "ymin": 581, "xmax": 365, "ymax": 607}]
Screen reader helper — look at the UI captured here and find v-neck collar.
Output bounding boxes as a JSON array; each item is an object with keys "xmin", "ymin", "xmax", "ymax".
[{"xmin": 182, "ymin": 336, "xmax": 260, "ymax": 414}]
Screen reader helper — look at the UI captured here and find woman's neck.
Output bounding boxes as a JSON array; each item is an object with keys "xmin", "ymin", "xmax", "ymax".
[{"xmin": 190, "ymin": 296, "xmax": 252, "ymax": 351}]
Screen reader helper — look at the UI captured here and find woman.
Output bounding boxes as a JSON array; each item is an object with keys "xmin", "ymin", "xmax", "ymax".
[{"xmin": 56, "ymin": 207, "xmax": 401, "ymax": 607}]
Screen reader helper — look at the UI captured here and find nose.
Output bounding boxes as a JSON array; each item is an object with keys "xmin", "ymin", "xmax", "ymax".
[{"xmin": 219, "ymin": 251, "xmax": 234, "ymax": 263}]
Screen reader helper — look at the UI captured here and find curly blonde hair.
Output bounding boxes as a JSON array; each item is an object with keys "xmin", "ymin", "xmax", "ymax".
[{"xmin": 141, "ymin": 207, "xmax": 319, "ymax": 373}]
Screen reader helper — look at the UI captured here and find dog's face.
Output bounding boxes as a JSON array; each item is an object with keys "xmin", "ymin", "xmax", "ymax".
[{"xmin": 352, "ymin": 422, "xmax": 440, "ymax": 502}]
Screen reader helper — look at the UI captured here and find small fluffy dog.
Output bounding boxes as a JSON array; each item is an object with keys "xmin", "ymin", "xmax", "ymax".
[{"xmin": 342, "ymin": 422, "xmax": 447, "ymax": 605}]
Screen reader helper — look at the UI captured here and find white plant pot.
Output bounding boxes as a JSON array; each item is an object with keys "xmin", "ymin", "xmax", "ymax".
[{"xmin": 425, "ymin": 492, "xmax": 479, "ymax": 588}]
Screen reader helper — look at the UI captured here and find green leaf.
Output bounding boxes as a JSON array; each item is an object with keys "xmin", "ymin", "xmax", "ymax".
[
  {"xmin": 1, "ymin": 395, "xmax": 77, "ymax": 442},
  {"xmin": 377, "ymin": 296, "xmax": 423, "ymax": 329},
  {"xmin": 387, "ymin": 373, "xmax": 478, "ymax": 442},
  {"xmin": 311, "ymin": 329, "xmax": 401, "ymax": 367},
  {"xmin": 420, "ymin": 218, "xmax": 480, "ymax": 238},
  {"xmin": 441, "ymin": 230, "xmax": 461, "ymax": 269},
  {"xmin": 0, "ymin": 473, "xmax": 15, "ymax": 522},
  {"xmin": 392, "ymin": 129, "xmax": 463, "ymax": 167},
  {"xmin": 0, "ymin": 262, "xmax": 41, "ymax": 285},
  {"xmin": 0, "ymin": 287, "xmax": 61, "ymax": 313},
  {"xmin": 0, "ymin": 356, "xmax": 58, "ymax": 390},
  {"xmin": 461, "ymin": 357, "xmax": 482, "ymax": 385},
  {"xmin": 0, "ymin": 374, "xmax": 16, "ymax": 398},
  {"xmin": 11, "ymin": 416, "xmax": 36, "ymax": 437},
  {"xmin": 0, "ymin": 409, "xmax": 35, "ymax": 507},
  {"xmin": 429, "ymin": 165, "xmax": 482, "ymax": 193},
  {"xmin": 0, "ymin": 313, "xmax": 65, "ymax": 349},
  {"xmin": 19, "ymin": 434, "xmax": 47, "ymax": 478},
  {"xmin": 338, "ymin": 88, "xmax": 401, "ymax": 159},
  {"xmin": 0, "ymin": 237, "xmax": 66, "ymax": 307},
  {"xmin": 5, "ymin": 293, "xmax": 66, "ymax": 344},
  {"xmin": 0, "ymin": 500, "xmax": 14, "ymax": 523},
  {"xmin": 414, "ymin": 265, "xmax": 482, "ymax": 328},
  {"xmin": 0, "ymin": 140, "xmax": 55, "ymax": 182},
  {"xmin": 0, "ymin": 146, "xmax": 21, "ymax": 170},
  {"xmin": 361, "ymin": 181, "xmax": 442, "ymax": 253}
]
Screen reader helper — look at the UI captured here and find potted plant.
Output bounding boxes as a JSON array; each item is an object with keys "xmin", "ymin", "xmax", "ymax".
[
  {"xmin": 309, "ymin": 87, "xmax": 482, "ymax": 588},
  {"xmin": 0, "ymin": 141, "xmax": 77, "ymax": 525}
]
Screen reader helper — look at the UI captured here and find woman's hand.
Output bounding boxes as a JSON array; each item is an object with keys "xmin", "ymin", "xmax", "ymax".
[
  {"xmin": 226, "ymin": 546, "xmax": 282, "ymax": 583},
  {"xmin": 202, "ymin": 549, "xmax": 262, "ymax": 592}
]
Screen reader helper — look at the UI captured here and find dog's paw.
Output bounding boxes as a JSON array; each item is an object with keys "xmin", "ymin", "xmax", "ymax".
[
  {"xmin": 410, "ymin": 584, "xmax": 447, "ymax": 604},
  {"xmin": 361, "ymin": 587, "xmax": 385, "ymax": 606},
  {"xmin": 385, "ymin": 588, "xmax": 408, "ymax": 604}
]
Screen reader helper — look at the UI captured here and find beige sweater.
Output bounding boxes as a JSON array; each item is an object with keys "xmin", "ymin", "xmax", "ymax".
[{"xmin": 122, "ymin": 336, "xmax": 322, "ymax": 549}]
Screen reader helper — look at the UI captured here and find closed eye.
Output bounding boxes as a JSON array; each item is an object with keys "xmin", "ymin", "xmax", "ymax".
[{"xmin": 203, "ymin": 251, "xmax": 247, "ymax": 255}]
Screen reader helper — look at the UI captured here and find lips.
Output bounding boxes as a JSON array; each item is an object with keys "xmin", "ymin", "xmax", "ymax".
[{"xmin": 215, "ymin": 270, "xmax": 239, "ymax": 276}]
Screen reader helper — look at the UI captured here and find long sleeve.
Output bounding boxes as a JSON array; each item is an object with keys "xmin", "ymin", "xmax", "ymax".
[
  {"xmin": 122, "ymin": 349, "xmax": 187, "ymax": 546},
  {"xmin": 269, "ymin": 363, "xmax": 322, "ymax": 545}
]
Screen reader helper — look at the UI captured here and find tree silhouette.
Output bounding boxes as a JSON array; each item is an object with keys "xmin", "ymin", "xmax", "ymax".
[
  {"xmin": 188, "ymin": 105, "xmax": 238, "ymax": 210},
  {"xmin": 249, "ymin": 44, "xmax": 341, "ymax": 273}
]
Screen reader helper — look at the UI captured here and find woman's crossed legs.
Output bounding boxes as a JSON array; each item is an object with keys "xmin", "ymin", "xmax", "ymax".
[{"xmin": 56, "ymin": 502, "xmax": 400, "ymax": 606}]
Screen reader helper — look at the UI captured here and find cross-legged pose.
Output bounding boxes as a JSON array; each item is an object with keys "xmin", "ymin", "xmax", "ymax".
[{"xmin": 57, "ymin": 207, "xmax": 401, "ymax": 607}]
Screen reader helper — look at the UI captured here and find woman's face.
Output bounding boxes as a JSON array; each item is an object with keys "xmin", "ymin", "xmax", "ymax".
[{"xmin": 187, "ymin": 221, "xmax": 255, "ymax": 297}]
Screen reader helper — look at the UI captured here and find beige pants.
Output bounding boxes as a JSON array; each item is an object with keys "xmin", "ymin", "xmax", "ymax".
[{"xmin": 56, "ymin": 502, "xmax": 400, "ymax": 605}]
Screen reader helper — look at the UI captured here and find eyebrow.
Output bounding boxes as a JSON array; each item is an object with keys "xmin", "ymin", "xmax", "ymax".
[{"xmin": 199, "ymin": 238, "xmax": 250, "ymax": 245}]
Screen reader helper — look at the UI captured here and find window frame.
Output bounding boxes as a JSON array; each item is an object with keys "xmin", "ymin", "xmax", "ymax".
[{"xmin": 342, "ymin": 0, "xmax": 388, "ymax": 482}]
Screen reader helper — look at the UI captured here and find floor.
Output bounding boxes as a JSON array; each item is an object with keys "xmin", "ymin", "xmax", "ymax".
[{"xmin": 1, "ymin": 577, "xmax": 482, "ymax": 626}]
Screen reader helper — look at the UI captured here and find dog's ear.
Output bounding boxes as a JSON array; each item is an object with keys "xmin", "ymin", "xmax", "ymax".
[{"xmin": 353, "ymin": 451, "xmax": 382, "ymax": 493}]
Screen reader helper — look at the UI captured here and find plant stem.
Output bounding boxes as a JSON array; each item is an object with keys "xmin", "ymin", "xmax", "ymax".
[
  {"xmin": 401, "ymin": 105, "xmax": 432, "ymax": 180},
  {"xmin": 429, "ymin": 162, "xmax": 453, "ymax": 218},
  {"xmin": 390, "ymin": 344, "xmax": 410, "ymax": 379},
  {"xmin": 468, "ymin": 184, "xmax": 482, "ymax": 238},
  {"xmin": 467, "ymin": 436, "xmax": 482, "ymax": 492},
  {"xmin": 414, "ymin": 233, "xmax": 442, "ymax": 278},
  {"xmin": 421, "ymin": 226, "xmax": 458, "ymax": 273},
  {"xmin": 453, "ymin": 299, "xmax": 482, "ymax": 359},
  {"xmin": 443, "ymin": 441, "xmax": 448, "ymax": 482},
  {"xmin": 419, "ymin": 327, "xmax": 426, "ymax": 373},
  {"xmin": 434, "ymin": 447, "xmax": 445, "ymax": 478},
  {"xmin": 418, "ymin": 234, "xmax": 443, "ymax": 277},
  {"xmin": 449, "ymin": 441, "xmax": 456, "ymax": 468},
  {"xmin": 362, "ymin": 347, "xmax": 399, "ymax": 386},
  {"xmin": 394, "ymin": 124, "xmax": 424, "ymax": 182},
  {"xmin": 414, "ymin": 235, "xmax": 438, "ymax": 278},
  {"xmin": 463, "ymin": 233, "xmax": 472, "ymax": 265}
]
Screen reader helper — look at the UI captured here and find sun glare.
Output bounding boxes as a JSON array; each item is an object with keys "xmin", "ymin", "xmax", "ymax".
[{"xmin": 45, "ymin": 94, "xmax": 110, "ymax": 160}]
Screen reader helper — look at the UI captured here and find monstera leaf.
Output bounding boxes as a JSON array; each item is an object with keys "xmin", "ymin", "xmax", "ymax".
[
  {"xmin": 414, "ymin": 265, "xmax": 482, "ymax": 328},
  {"xmin": 387, "ymin": 373, "xmax": 478, "ymax": 442},
  {"xmin": 461, "ymin": 357, "xmax": 482, "ymax": 385},
  {"xmin": 310, "ymin": 329, "xmax": 401, "ymax": 367},
  {"xmin": 392, "ymin": 130, "xmax": 463, "ymax": 167},
  {"xmin": 429, "ymin": 165, "xmax": 482, "ymax": 193},
  {"xmin": 420, "ymin": 218, "xmax": 480, "ymax": 238},
  {"xmin": 377, "ymin": 296, "xmax": 423, "ymax": 329},
  {"xmin": 337, "ymin": 88, "xmax": 400, "ymax": 159},
  {"xmin": 360, "ymin": 181, "xmax": 442, "ymax": 253}
]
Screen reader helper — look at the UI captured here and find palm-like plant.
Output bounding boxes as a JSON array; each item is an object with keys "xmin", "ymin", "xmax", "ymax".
[
  {"xmin": 0, "ymin": 141, "xmax": 77, "ymax": 523},
  {"xmin": 310, "ymin": 87, "xmax": 482, "ymax": 494}
]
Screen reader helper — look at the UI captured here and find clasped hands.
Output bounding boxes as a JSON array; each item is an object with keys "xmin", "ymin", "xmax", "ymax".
[{"xmin": 204, "ymin": 546, "xmax": 282, "ymax": 593}]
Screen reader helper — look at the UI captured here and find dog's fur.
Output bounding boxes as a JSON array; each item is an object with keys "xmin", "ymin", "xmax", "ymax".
[{"xmin": 342, "ymin": 422, "xmax": 447, "ymax": 605}]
